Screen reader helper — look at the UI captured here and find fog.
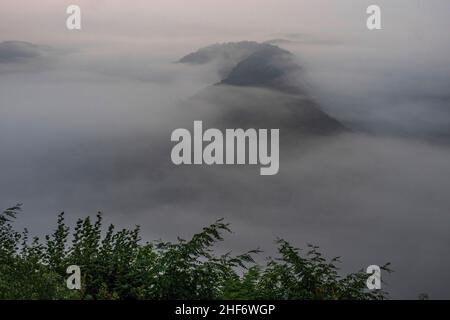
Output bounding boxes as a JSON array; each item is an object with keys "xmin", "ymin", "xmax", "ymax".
[
  {"xmin": 282, "ymin": 34, "xmax": 450, "ymax": 141},
  {"xmin": 1, "ymin": 0, "xmax": 450, "ymax": 299}
]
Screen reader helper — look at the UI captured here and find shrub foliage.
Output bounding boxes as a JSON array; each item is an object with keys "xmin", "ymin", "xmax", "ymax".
[{"xmin": 0, "ymin": 205, "xmax": 390, "ymax": 299}]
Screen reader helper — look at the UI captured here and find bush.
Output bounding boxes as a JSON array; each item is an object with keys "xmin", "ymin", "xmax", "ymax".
[{"xmin": 0, "ymin": 205, "xmax": 390, "ymax": 300}]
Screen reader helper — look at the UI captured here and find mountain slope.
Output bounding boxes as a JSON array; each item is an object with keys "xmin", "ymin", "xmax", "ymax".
[{"xmin": 179, "ymin": 41, "xmax": 347, "ymax": 137}]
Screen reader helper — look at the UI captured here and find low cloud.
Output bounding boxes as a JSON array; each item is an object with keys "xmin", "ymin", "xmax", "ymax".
[
  {"xmin": 1, "ymin": 36, "xmax": 450, "ymax": 300},
  {"xmin": 277, "ymin": 35, "xmax": 450, "ymax": 143}
]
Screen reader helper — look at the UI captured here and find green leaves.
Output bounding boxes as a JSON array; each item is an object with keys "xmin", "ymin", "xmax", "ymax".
[{"xmin": 0, "ymin": 206, "xmax": 390, "ymax": 300}]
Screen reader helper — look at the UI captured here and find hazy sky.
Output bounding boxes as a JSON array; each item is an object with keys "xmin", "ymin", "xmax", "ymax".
[
  {"xmin": 2, "ymin": 0, "xmax": 449, "ymax": 44},
  {"xmin": 1, "ymin": 1, "xmax": 450, "ymax": 299}
]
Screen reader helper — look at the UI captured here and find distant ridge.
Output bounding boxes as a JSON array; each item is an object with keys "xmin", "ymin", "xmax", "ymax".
[
  {"xmin": 180, "ymin": 41, "xmax": 302, "ymax": 94},
  {"xmin": 179, "ymin": 41, "xmax": 347, "ymax": 137}
]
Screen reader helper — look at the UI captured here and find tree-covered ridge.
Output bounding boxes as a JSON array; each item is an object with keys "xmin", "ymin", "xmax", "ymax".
[{"xmin": 0, "ymin": 205, "xmax": 390, "ymax": 300}]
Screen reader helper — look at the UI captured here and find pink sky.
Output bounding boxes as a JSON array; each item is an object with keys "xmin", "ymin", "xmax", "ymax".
[
  {"xmin": 0, "ymin": 0, "xmax": 449, "ymax": 54},
  {"xmin": 0, "ymin": 0, "xmax": 374, "ymax": 44}
]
